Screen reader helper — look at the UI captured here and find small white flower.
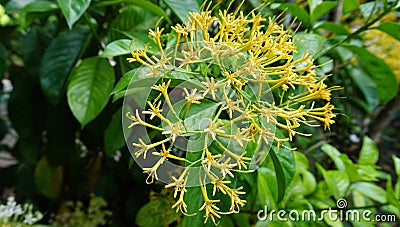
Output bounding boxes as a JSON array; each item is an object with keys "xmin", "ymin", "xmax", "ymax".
[
  {"xmin": 4, "ymin": 207, "xmax": 14, "ymax": 217},
  {"xmin": 24, "ymin": 213, "xmax": 34, "ymax": 225},
  {"xmin": 14, "ymin": 205, "xmax": 23, "ymax": 216}
]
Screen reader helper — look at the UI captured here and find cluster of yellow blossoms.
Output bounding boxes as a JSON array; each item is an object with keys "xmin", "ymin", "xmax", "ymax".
[{"xmin": 125, "ymin": 4, "xmax": 337, "ymax": 225}]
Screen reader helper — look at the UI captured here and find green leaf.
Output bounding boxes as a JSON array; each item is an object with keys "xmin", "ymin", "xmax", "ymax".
[
  {"xmin": 272, "ymin": 128, "xmax": 295, "ymax": 189},
  {"xmin": 181, "ymin": 124, "xmax": 217, "ymax": 226},
  {"xmin": 269, "ymin": 150, "xmax": 286, "ymax": 203},
  {"xmin": 293, "ymin": 151, "xmax": 309, "ymax": 170},
  {"xmin": 358, "ymin": 136, "xmax": 379, "ymax": 166},
  {"xmin": 5, "ymin": 0, "xmax": 37, "ymax": 13},
  {"xmin": 108, "ymin": 6, "xmax": 159, "ymax": 41},
  {"xmin": 307, "ymin": 0, "xmax": 322, "ymax": 12},
  {"xmin": 40, "ymin": 27, "xmax": 89, "ymax": 105},
  {"xmin": 219, "ymin": 216, "xmax": 234, "ymax": 227},
  {"xmin": 183, "ymin": 100, "xmax": 219, "ymax": 132},
  {"xmin": 276, "ymin": 147, "xmax": 295, "ymax": 190},
  {"xmin": 257, "ymin": 167, "xmax": 278, "ymax": 210},
  {"xmin": 394, "ymin": 155, "xmax": 400, "ymax": 177},
  {"xmin": 340, "ymin": 154, "xmax": 362, "ymax": 182},
  {"xmin": 94, "ymin": 0, "xmax": 171, "ymax": 24},
  {"xmin": 19, "ymin": 1, "xmax": 59, "ymax": 29},
  {"xmin": 293, "ymin": 33, "xmax": 325, "ymax": 64},
  {"xmin": 310, "ymin": 1, "xmax": 337, "ymax": 24},
  {"xmin": 104, "ymin": 108, "xmax": 125, "ymax": 156},
  {"xmin": 182, "ymin": 186, "xmax": 213, "ymax": 227},
  {"xmin": 317, "ymin": 164, "xmax": 350, "ymax": 200},
  {"xmin": 233, "ymin": 213, "xmax": 251, "ymax": 227},
  {"xmin": 351, "ymin": 182, "xmax": 387, "ymax": 203},
  {"xmin": 101, "ymin": 39, "xmax": 132, "ymax": 58},
  {"xmin": 57, "ymin": 0, "xmax": 91, "ymax": 29},
  {"xmin": 376, "ymin": 22, "xmax": 400, "ymax": 41},
  {"xmin": 136, "ymin": 198, "xmax": 178, "ymax": 227},
  {"xmin": 301, "ymin": 170, "xmax": 317, "ymax": 195},
  {"xmin": 100, "ymin": 38, "xmax": 155, "ymax": 58},
  {"xmin": 271, "ymin": 3, "xmax": 310, "ymax": 25},
  {"xmin": 386, "ymin": 177, "xmax": 400, "ymax": 211},
  {"xmin": 183, "ymin": 162, "xmax": 207, "ymax": 226},
  {"xmin": 348, "ymin": 67, "xmax": 379, "ymax": 111},
  {"xmin": 346, "ymin": 45, "xmax": 398, "ymax": 105},
  {"xmin": 356, "ymin": 165, "xmax": 380, "ymax": 181},
  {"xmin": 342, "ymin": 0, "xmax": 359, "ymax": 14},
  {"xmin": 34, "ymin": 157, "xmax": 63, "ymax": 199},
  {"xmin": 393, "ymin": 155, "xmax": 400, "ymax": 197},
  {"xmin": 111, "ymin": 68, "xmax": 139, "ymax": 95},
  {"xmin": 321, "ymin": 143, "xmax": 345, "ymax": 171},
  {"xmin": 163, "ymin": 0, "xmax": 200, "ymax": 22},
  {"xmin": 313, "ymin": 21, "xmax": 349, "ymax": 35},
  {"xmin": 359, "ymin": 2, "xmax": 380, "ymax": 20},
  {"xmin": 67, "ymin": 57, "xmax": 115, "ymax": 127},
  {"xmin": 323, "ymin": 213, "xmax": 344, "ymax": 227}
]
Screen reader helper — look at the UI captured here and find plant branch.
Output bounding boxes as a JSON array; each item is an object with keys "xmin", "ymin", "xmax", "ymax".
[{"xmin": 315, "ymin": 5, "xmax": 394, "ymax": 58}]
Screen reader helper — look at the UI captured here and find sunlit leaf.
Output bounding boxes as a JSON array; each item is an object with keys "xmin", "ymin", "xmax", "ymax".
[
  {"xmin": 321, "ymin": 143, "xmax": 345, "ymax": 171},
  {"xmin": 67, "ymin": 57, "xmax": 115, "ymax": 127},
  {"xmin": 163, "ymin": 0, "xmax": 200, "ymax": 22},
  {"xmin": 57, "ymin": 0, "xmax": 91, "ymax": 29},
  {"xmin": 100, "ymin": 38, "xmax": 156, "ymax": 58},
  {"xmin": 351, "ymin": 182, "xmax": 387, "ymax": 203},
  {"xmin": 377, "ymin": 22, "xmax": 400, "ymax": 41},
  {"xmin": 342, "ymin": 0, "xmax": 359, "ymax": 14},
  {"xmin": 359, "ymin": 2, "xmax": 381, "ymax": 19},
  {"xmin": 258, "ymin": 167, "xmax": 278, "ymax": 210},
  {"xmin": 310, "ymin": 1, "xmax": 337, "ymax": 23},
  {"xmin": 317, "ymin": 164, "xmax": 350, "ymax": 200},
  {"xmin": 358, "ymin": 136, "xmax": 379, "ymax": 166},
  {"xmin": 293, "ymin": 33, "xmax": 325, "ymax": 64}
]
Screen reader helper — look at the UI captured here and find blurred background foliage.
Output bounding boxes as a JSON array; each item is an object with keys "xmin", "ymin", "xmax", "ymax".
[{"xmin": 0, "ymin": 0, "xmax": 399, "ymax": 226}]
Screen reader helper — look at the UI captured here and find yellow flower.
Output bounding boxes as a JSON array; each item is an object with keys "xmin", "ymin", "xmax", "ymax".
[
  {"xmin": 126, "ymin": 1, "xmax": 338, "ymax": 224},
  {"xmin": 203, "ymin": 119, "xmax": 225, "ymax": 141},
  {"xmin": 199, "ymin": 183, "xmax": 221, "ymax": 225}
]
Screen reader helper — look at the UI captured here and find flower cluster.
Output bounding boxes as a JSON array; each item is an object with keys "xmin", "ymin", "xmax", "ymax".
[
  {"xmin": 0, "ymin": 196, "xmax": 43, "ymax": 226},
  {"xmin": 125, "ymin": 3, "xmax": 337, "ymax": 225}
]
